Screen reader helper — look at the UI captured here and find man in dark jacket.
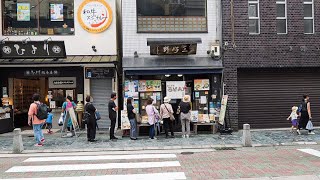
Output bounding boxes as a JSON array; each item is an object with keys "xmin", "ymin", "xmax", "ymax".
[{"xmin": 108, "ymin": 93, "xmax": 118, "ymax": 140}]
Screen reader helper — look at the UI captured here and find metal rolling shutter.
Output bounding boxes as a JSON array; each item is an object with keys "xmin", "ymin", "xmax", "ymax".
[
  {"xmin": 90, "ymin": 79, "xmax": 113, "ymax": 129},
  {"xmin": 238, "ymin": 68, "xmax": 320, "ymax": 129}
]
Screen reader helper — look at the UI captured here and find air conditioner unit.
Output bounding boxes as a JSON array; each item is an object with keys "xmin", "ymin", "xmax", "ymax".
[{"xmin": 211, "ymin": 45, "xmax": 220, "ymax": 57}]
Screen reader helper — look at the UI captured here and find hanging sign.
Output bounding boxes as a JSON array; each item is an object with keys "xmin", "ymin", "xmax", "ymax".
[
  {"xmin": 150, "ymin": 44, "xmax": 197, "ymax": 55},
  {"xmin": 77, "ymin": 0, "xmax": 113, "ymax": 33},
  {"xmin": 0, "ymin": 41, "xmax": 66, "ymax": 59},
  {"xmin": 166, "ymin": 81, "xmax": 185, "ymax": 99},
  {"xmin": 85, "ymin": 68, "xmax": 115, "ymax": 78}
]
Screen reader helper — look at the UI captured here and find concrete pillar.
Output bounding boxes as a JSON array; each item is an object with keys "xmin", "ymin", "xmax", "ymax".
[
  {"xmin": 242, "ymin": 124, "xmax": 252, "ymax": 147},
  {"xmin": 13, "ymin": 128, "xmax": 24, "ymax": 153}
]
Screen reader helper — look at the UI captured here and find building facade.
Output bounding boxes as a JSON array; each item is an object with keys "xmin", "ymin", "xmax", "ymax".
[
  {"xmin": 222, "ymin": 0, "xmax": 320, "ymax": 129},
  {"xmin": 0, "ymin": 0, "xmax": 119, "ymax": 132},
  {"xmin": 121, "ymin": 0, "xmax": 223, "ymax": 131}
]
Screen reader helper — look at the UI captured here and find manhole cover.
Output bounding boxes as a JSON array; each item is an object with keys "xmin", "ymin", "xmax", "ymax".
[
  {"xmin": 181, "ymin": 152, "xmax": 194, "ymax": 155},
  {"xmin": 214, "ymin": 147, "xmax": 236, "ymax": 151}
]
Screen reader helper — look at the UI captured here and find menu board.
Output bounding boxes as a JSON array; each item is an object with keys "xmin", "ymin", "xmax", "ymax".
[
  {"xmin": 50, "ymin": 4, "xmax": 64, "ymax": 21},
  {"xmin": 17, "ymin": 3, "xmax": 30, "ymax": 21},
  {"xmin": 138, "ymin": 80, "xmax": 161, "ymax": 92},
  {"xmin": 194, "ymin": 79, "xmax": 210, "ymax": 91}
]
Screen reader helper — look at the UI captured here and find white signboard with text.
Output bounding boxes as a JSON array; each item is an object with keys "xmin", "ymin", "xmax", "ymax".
[{"xmin": 166, "ymin": 81, "xmax": 185, "ymax": 99}]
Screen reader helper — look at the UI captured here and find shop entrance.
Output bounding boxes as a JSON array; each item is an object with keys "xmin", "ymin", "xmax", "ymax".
[{"xmin": 90, "ymin": 78, "xmax": 113, "ymax": 129}]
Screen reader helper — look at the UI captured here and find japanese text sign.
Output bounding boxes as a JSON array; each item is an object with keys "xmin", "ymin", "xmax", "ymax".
[{"xmin": 150, "ymin": 44, "xmax": 197, "ymax": 55}]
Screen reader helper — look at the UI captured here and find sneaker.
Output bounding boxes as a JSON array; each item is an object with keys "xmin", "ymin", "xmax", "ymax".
[
  {"xmin": 308, "ymin": 132, "xmax": 315, "ymax": 135},
  {"xmin": 182, "ymin": 135, "xmax": 186, "ymax": 138},
  {"xmin": 34, "ymin": 143, "xmax": 43, "ymax": 147},
  {"xmin": 186, "ymin": 135, "xmax": 189, "ymax": 138},
  {"xmin": 297, "ymin": 129, "xmax": 301, "ymax": 135},
  {"xmin": 40, "ymin": 138, "xmax": 45, "ymax": 143}
]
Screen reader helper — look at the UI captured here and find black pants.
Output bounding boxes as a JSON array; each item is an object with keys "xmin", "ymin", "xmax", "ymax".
[
  {"xmin": 87, "ymin": 121, "xmax": 96, "ymax": 140},
  {"xmin": 163, "ymin": 118, "xmax": 174, "ymax": 137},
  {"xmin": 110, "ymin": 118, "xmax": 116, "ymax": 139}
]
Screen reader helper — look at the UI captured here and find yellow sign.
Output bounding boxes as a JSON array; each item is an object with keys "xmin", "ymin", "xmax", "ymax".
[{"xmin": 77, "ymin": 0, "xmax": 113, "ymax": 33}]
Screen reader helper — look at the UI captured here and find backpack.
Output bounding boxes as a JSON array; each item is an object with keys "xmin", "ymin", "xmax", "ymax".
[{"xmin": 36, "ymin": 103, "xmax": 48, "ymax": 120}]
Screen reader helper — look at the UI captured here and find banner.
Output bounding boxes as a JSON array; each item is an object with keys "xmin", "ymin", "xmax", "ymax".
[
  {"xmin": 17, "ymin": 3, "xmax": 30, "ymax": 21},
  {"xmin": 138, "ymin": 80, "xmax": 161, "ymax": 92},
  {"xmin": 121, "ymin": 110, "xmax": 130, "ymax": 130},
  {"xmin": 194, "ymin": 79, "xmax": 210, "ymax": 91},
  {"xmin": 166, "ymin": 81, "xmax": 185, "ymax": 99},
  {"xmin": 218, "ymin": 95, "xmax": 228, "ymax": 125}
]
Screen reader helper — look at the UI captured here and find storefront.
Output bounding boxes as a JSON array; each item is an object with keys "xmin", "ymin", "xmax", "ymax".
[{"xmin": 122, "ymin": 39, "xmax": 223, "ymax": 132}]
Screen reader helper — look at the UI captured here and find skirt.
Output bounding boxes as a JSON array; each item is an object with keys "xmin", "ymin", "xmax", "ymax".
[{"xmin": 291, "ymin": 119, "xmax": 298, "ymax": 126}]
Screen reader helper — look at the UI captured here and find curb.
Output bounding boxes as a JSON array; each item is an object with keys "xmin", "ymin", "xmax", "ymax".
[{"xmin": 0, "ymin": 141, "xmax": 319, "ymax": 154}]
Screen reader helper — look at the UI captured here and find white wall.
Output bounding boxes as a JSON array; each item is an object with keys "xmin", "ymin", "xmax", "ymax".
[
  {"xmin": 0, "ymin": 0, "xmax": 117, "ymax": 56},
  {"xmin": 122, "ymin": 0, "xmax": 222, "ymax": 57}
]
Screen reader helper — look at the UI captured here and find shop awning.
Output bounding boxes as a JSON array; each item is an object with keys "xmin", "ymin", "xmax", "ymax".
[
  {"xmin": 123, "ymin": 56, "xmax": 223, "ymax": 75},
  {"xmin": 0, "ymin": 55, "xmax": 118, "ymax": 66}
]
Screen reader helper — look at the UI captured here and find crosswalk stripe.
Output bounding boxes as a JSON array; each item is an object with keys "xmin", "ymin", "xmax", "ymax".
[
  {"xmin": 6, "ymin": 161, "xmax": 181, "ymax": 173},
  {"xmin": 298, "ymin": 148, "xmax": 320, "ymax": 158},
  {"xmin": 0, "ymin": 172, "xmax": 187, "ymax": 180},
  {"xmin": 24, "ymin": 154, "xmax": 177, "ymax": 162}
]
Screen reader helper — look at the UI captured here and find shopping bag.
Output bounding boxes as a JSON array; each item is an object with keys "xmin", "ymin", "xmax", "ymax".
[
  {"xmin": 58, "ymin": 113, "xmax": 64, "ymax": 126},
  {"xmin": 306, "ymin": 120, "xmax": 314, "ymax": 130},
  {"xmin": 135, "ymin": 113, "xmax": 142, "ymax": 123}
]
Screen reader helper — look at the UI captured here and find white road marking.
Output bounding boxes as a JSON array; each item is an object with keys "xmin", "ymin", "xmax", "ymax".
[
  {"xmin": 6, "ymin": 161, "xmax": 181, "ymax": 173},
  {"xmin": 298, "ymin": 148, "xmax": 320, "ymax": 158},
  {"xmin": 24, "ymin": 154, "xmax": 177, "ymax": 162},
  {"xmin": 0, "ymin": 172, "xmax": 186, "ymax": 180}
]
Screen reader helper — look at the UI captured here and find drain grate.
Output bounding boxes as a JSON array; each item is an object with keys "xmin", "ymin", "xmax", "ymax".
[
  {"xmin": 181, "ymin": 152, "xmax": 195, "ymax": 155},
  {"xmin": 214, "ymin": 147, "xmax": 236, "ymax": 151}
]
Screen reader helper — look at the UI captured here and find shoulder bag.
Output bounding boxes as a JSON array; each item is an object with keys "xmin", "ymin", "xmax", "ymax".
[{"xmin": 164, "ymin": 104, "xmax": 175, "ymax": 121}]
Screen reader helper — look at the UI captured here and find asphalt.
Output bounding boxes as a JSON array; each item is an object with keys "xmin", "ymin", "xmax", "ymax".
[{"xmin": 0, "ymin": 128, "xmax": 320, "ymax": 153}]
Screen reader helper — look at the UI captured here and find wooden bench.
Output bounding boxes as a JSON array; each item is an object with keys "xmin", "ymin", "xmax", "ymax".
[{"xmin": 193, "ymin": 122, "xmax": 217, "ymax": 134}]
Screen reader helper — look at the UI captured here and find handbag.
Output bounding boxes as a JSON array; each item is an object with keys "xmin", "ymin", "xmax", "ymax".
[
  {"xmin": 135, "ymin": 113, "xmax": 142, "ymax": 123},
  {"xmin": 306, "ymin": 120, "xmax": 314, "ymax": 130},
  {"xmin": 95, "ymin": 111, "xmax": 101, "ymax": 120},
  {"xmin": 164, "ymin": 104, "xmax": 175, "ymax": 121},
  {"xmin": 153, "ymin": 107, "xmax": 160, "ymax": 123}
]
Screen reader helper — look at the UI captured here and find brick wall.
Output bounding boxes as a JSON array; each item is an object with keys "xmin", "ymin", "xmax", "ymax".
[{"xmin": 222, "ymin": 0, "xmax": 320, "ymax": 130}]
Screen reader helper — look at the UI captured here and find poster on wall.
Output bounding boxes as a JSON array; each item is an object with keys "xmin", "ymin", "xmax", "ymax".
[
  {"xmin": 191, "ymin": 111, "xmax": 199, "ymax": 123},
  {"xmin": 66, "ymin": 90, "xmax": 74, "ymax": 99},
  {"xmin": 166, "ymin": 81, "xmax": 185, "ymax": 99},
  {"xmin": 194, "ymin": 79, "xmax": 210, "ymax": 91},
  {"xmin": 17, "ymin": 3, "xmax": 30, "ymax": 21},
  {"xmin": 218, "ymin": 95, "xmax": 228, "ymax": 125},
  {"xmin": 124, "ymin": 80, "xmax": 139, "ymax": 98},
  {"xmin": 138, "ymin": 80, "xmax": 161, "ymax": 92},
  {"xmin": 50, "ymin": 4, "xmax": 64, "ymax": 21},
  {"xmin": 121, "ymin": 110, "xmax": 130, "ymax": 130}
]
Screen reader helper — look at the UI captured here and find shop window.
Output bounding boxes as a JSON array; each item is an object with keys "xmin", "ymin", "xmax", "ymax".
[
  {"xmin": 248, "ymin": 0, "xmax": 260, "ymax": 34},
  {"xmin": 276, "ymin": 0, "xmax": 287, "ymax": 34},
  {"xmin": 304, "ymin": 0, "xmax": 314, "ymax": 34},
  {"xmin": 2, "ymin": 0, "xmax": 74, "ymax": 36},
  {"xmin": 136, "ymin": 0, "xmax": 207, "ymax": 33}
]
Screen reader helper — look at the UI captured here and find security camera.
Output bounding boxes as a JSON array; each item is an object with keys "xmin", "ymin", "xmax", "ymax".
[{"xmin": 92, "ymin": 45, "xmax": 97, "ymax": 52}]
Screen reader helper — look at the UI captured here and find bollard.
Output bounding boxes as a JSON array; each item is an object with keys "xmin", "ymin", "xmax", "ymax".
[
  {"xmin": 13, "ymin": 128, "xmax": 24, "ymax": 154},
  {"xmin": 242, "ymin": 124, "xmax": 252, "ymax": 147}
]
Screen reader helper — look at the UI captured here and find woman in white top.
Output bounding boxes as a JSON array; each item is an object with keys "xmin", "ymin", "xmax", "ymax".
[{"xmin": 160, "ymin": 97, "xmax": 174, "ymax": 138}]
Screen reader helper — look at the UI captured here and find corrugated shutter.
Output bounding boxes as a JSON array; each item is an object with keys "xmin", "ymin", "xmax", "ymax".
[
  {"xmin": 238, "ymin": 68, "xmax": 320, "ymax": 129},
  {"xmin": 90, "ymin": 79, "xmax": 113, "ymax": 129}
]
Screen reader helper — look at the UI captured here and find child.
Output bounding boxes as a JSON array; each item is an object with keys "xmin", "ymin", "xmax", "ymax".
[
  {"xmin": 46, "ymin": 108, "xmax": 54, "ymax": 134},
  {"xmin": 287, "ymin": 106, "xmax": 300, "ymax": 135}
]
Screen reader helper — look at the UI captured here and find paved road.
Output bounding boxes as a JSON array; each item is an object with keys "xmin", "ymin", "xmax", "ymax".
[{"xmin": 0, "ymin": 145, "xmax": 320, "ymax": 179}]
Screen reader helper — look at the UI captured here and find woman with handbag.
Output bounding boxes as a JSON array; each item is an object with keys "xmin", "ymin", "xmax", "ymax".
[
  {"xmin": 179, "ymin": 95, "xmax": 191, "ymax": 138},
  {"xmin": 160, "ymin": 97, "xmax": 175, "ymax": 138},
  {"xmin": 299, "ymin": 94, "xmax": 315, "ymax": 135},
  {"xmin": 84, "ymin": 96, "xmax": 97, "ymax": 142},
  {"xmin": 127, "ymin": 98, "xmax": 138, "ymax": 140},
  {"xmin": 146, "ymin": 98, "xmax": 159, "ymax": 140}
]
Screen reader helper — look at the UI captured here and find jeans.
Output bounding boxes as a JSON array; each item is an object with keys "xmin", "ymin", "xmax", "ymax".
[
  {"xmin": 163, "ymin": 118, "xmax": 174, "ymax": 137},
  {"xmin": 129, "ymin": 118, "xmax": 137, "ymax": 138},
  {"xmin": 110, "ymin": 118, "xmax": 116, "ymax": 139},
  {"xmin": 149, "ymin": 124, "xmax": 155, "ymax": 139},
  {"xmin": 180, "ymin": 112, "xmax": 191, "ymax": 136},
  {"xmin": 33, "ymin": 124, "xmax": 44, "ymax": 144}
]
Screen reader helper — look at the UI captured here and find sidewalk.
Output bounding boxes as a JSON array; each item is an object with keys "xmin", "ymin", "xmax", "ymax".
[{"xmin": 0, "ymin": 128, "xmax": 319, "ymax": 153}]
